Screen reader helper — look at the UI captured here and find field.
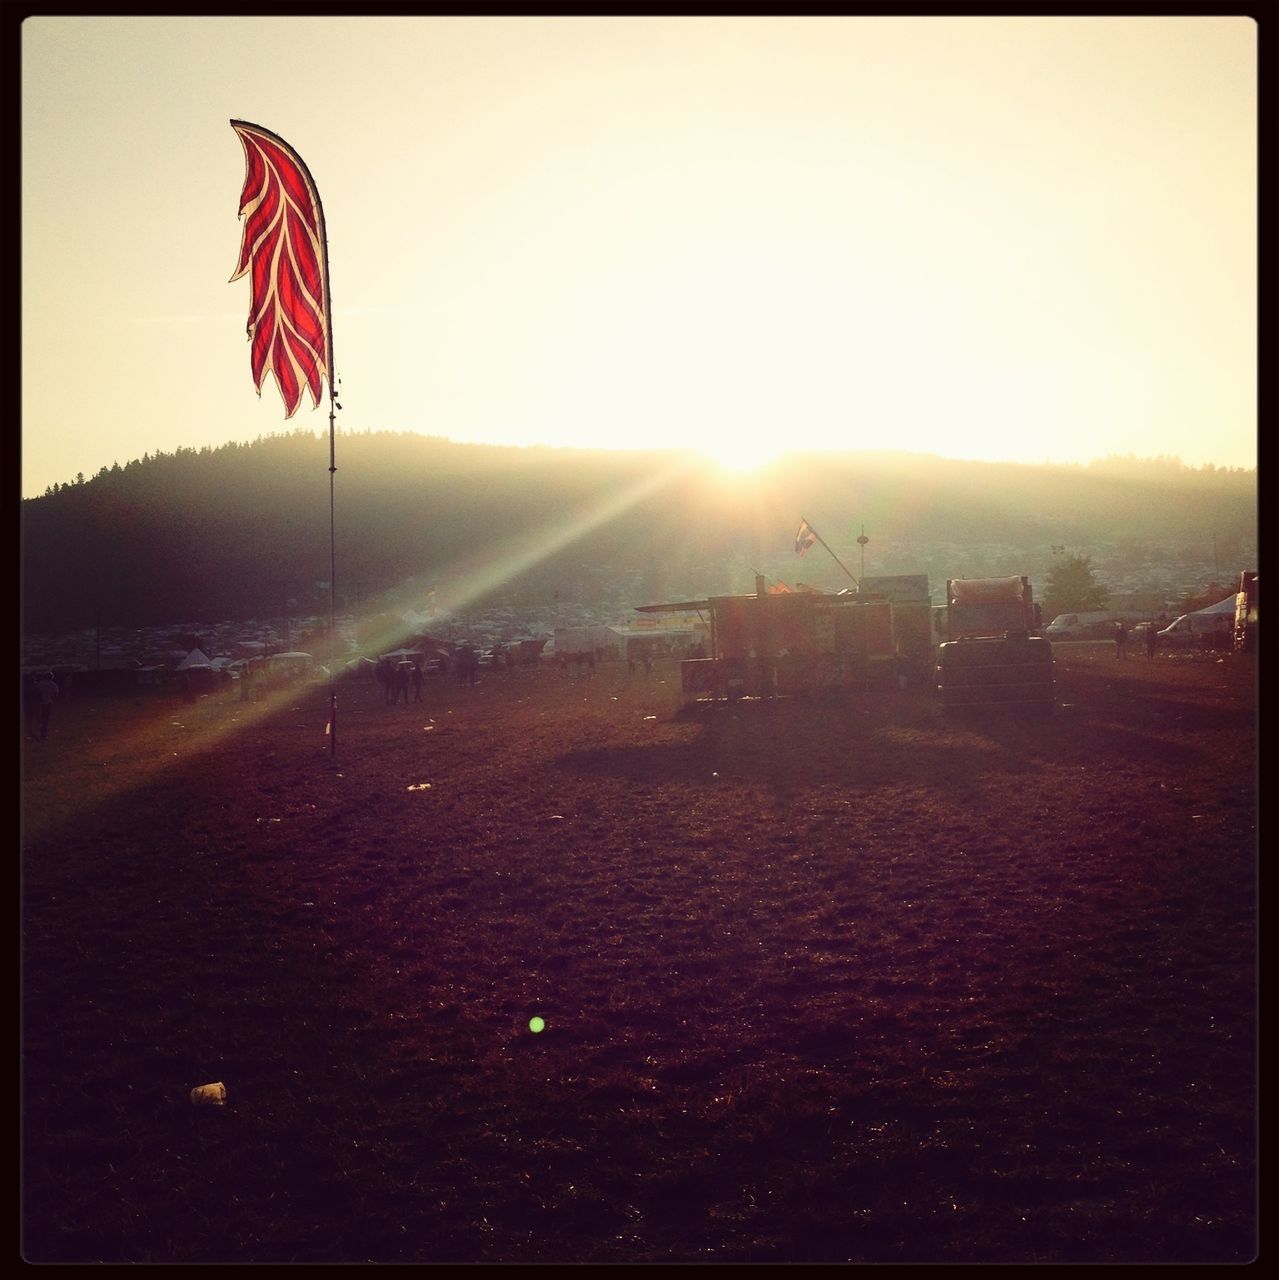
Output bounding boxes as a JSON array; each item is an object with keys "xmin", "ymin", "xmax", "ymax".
[{"xmin": 21, "ymin": 645, "xmax": 1257, "ymax": 1263}]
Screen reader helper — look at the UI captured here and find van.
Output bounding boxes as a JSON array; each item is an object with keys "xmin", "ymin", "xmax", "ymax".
[
  {"xmin": 1156, "ymin": 612, "xmax": 1234, "ymax": 650},
  {"xmin": 266, "ymin": 651, "xmax": 316, "ymax": 680},
  {"xmin": 1044, "ymin": 611, "xmax": 1114, "ymax": 640},
  {"xmin": 1046, "ymin": 610, "xmax": 1161, "ymax": 641}
]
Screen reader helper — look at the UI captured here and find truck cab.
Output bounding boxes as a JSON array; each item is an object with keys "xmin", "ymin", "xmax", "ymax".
[{"xmin": 937, "ymin": 577, "xmax": 1053, "ymax": 714}]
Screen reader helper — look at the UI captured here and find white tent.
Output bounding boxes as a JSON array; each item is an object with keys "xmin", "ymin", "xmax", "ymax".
[
  {"xmin": 1190, "ymin": 595, "xmax": 1237, "ymax": 616},
  {"xmin": 1157, "ymin": 594, "xmax": 1238, "ymax": 648},
  {"xmin": 176, "ymin": 648, "xmax": 213, "ymax": 670}
]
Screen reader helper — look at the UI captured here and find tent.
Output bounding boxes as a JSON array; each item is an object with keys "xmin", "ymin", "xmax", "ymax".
[
  {"xmin": 176, "ymin": 648, "xmax": 213, "ymax": 670},
  {"xmin": 1157, "ymin": 595, "xmax": 1238, "ymax": 649},
  {"xmin": 1190, "ymin": 595, "xmax": 1238, "ymax": 616}
]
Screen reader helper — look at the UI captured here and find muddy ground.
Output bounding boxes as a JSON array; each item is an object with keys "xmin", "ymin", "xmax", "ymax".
[{"xmin": 21, "ymin": 644, "xmax": 1257, "ymax": 1263}]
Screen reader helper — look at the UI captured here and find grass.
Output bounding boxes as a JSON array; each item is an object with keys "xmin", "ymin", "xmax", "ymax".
[{"xmin": 21, "ymin": 648, "xmax": 1257, "ymax": 1262}]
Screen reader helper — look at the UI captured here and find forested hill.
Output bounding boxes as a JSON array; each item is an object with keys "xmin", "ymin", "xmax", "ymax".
[{"xmin": 22, "ymin": 430, "xmax": 1256, "ymax": 631}]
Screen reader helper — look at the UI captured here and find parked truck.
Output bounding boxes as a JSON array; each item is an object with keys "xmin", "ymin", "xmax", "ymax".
[
  {"xmin": 1235, "ymin": 571, "xmax": 1258, "ymax": 653},
  {"xmin": 936, "ymin": 576, "xmax": 1054, "ymax": 714}
]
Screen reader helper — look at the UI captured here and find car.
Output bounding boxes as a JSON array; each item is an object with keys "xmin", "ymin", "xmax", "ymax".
[
  {"xmin": 1044, "ymin": 611, "xmax": 1115, "ymax": 640},
  {"xmin": 1157, "ymin": 612, "xmax": 1234, "ymax": 650}
]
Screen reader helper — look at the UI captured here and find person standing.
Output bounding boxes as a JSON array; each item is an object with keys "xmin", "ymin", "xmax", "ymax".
[
  {"xmin": 35, "ymin": 672, "xmax": 60, "ymax": 740},
  {"xmin": 24, "ymin": 675, "xmax": 42, "ymax": 740},
  {"xmin": 1146, "ymin": 623, "xmax": 1158, "ymax": 660},
  {"xmin": 468, "ymin": 645, "xmax": 481, "ymax": 686},
  {"xmin": 1114, "ymin": 621, "xmax": 1128, "ymax": 660},
  {"xmin": 411, "ymin": 663, "xmax": 423, "ymax": 702}
]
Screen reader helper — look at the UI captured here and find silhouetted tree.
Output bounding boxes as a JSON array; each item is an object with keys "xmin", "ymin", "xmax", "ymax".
[{"xmin": 1043, "ymin": 555, "xmax": 1109, "ymax": 617}]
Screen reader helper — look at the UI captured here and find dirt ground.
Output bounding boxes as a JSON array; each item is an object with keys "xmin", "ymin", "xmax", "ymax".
[{"xmin": 21, "ymin": 644, "xmax": 1257, "ymax": 1263}]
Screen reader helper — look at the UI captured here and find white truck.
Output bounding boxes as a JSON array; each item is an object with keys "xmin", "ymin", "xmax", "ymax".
[{"xmin": 1046, "ymin": 610, "xmax": 1160, "ymax": 641}]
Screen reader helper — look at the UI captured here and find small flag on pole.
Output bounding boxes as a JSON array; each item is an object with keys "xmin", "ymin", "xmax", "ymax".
[
  {"xmin": 795, "ymin": 518, "xmax": 818, "ymax": 557},
  {"xmin": 229, "ymin": 121, "xmax": 332, "ymax": 418}
]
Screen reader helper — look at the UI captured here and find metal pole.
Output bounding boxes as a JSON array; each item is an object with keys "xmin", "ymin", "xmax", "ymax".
[
  {"xmin": 801, "ymin": 516, "xmax": 859, "ymax": 587},
  {"xmin": 329, "ymin": 398, "xmax": 337, "ymax": 757},
  {"xmin": 318, "ymin": 186, "xmax": 338, "ymax": 759}
]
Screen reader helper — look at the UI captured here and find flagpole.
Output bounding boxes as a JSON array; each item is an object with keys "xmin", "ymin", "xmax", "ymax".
[
  {"xmin": 328, "ymin": 398, "xmax": 337, "ymax": 758},
  {"xmin": 801, "ymin": 516, "xmax": 859, "ymax": 588},
  {"xmin": 229, "ymin": 121, "xmax": 340, "ymax": 756},
  {"xmin": 321, "ymin": 218, "xmax": 338, "ymax": 759}
]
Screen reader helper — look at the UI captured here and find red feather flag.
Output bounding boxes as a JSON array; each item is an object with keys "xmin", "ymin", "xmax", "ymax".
[{"xmin": 229, "ymin": 120, "xmax": 332, "ymax": 417}]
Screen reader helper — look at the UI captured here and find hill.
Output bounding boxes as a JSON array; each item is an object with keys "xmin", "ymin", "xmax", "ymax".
[{"xmin": 21, "ymin": 432, "xmax": 1256, "ymax": 631}]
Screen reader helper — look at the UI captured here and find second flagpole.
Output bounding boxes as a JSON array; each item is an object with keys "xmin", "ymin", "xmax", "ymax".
[{"xmin": 802, "ymin": 516, "xmax": 860, "ymax": 589}]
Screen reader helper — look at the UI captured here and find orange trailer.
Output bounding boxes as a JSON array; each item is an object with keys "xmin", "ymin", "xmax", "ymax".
[{"xmin": 636, "ymin": 575, "xmax": 925, "ymax": 701}]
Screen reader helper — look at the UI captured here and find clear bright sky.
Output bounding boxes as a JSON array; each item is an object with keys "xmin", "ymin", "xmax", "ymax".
[{"xmin": 22, "ymin": 15, "xmax": 1256, "ymax": 497}]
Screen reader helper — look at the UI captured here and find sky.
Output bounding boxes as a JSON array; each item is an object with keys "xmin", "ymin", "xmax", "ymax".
[{"xmin": 22, "ymin": 15, "xmax": 1256, "ymax": 497}]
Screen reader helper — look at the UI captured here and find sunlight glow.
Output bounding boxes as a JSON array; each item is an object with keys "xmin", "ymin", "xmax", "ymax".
[
  {"xmin": 20, "ymin": 675, "xmax": 347, "ymax": 842},
  {"xmin": 340, "ymin": 450, "xmax": 699, "ymax": 665},
  {"xmin": 19, "ymin": 18, "xmax": 1257, "ymax": 495},
  {"xmin": 413, "ymin": 455, "xmax": 695, "ymax": 621},
  {"xmin": 700, "ymin": 439, "xmax": 786, "ymax": 474}
]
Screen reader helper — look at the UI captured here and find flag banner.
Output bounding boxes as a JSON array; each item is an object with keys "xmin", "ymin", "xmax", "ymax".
[
  {"xmin": 795, "ymin": 518, "xmax": 818, "ymax": 557},
  {"xmin": 769, "ymin": 581, "xmax": 794, "ymax": 594},
  {"xmin": 230, "ymin": 120, "xmax": 331, "ymax": 417}
]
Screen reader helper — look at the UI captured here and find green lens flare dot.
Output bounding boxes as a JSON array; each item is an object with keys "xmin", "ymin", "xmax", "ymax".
[{"xmin": 528, "ymin": 1016, "xmax": 546, "ymax": 1034}]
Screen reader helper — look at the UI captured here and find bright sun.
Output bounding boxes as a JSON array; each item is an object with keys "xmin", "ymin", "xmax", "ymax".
[{"xmin": 699, "ymin": 439, "xmax": 784, "ymax": 473}]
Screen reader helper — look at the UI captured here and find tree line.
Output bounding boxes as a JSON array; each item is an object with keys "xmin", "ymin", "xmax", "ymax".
[{"xmin": 21, "ymin": 431, "xmax": 1256, "ymax": 632}]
